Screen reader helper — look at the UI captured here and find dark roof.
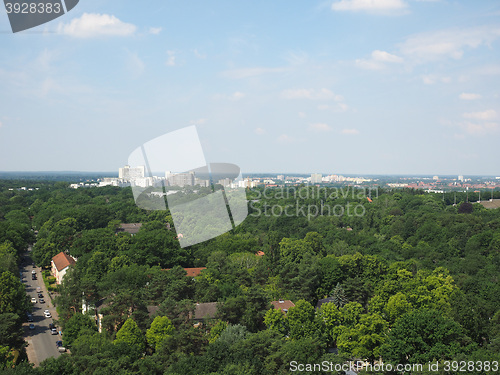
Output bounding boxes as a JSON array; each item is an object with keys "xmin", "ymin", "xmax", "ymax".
[
  {"xmin": 193, "ymin": 302, "xmax": 218, "ymax": 320},
  {"xmin": 51, "ymin": 252, "xmax": 76, "ymax": 272},
  {"xmin": 316, "ymin": 297, "xmax": 335, "ymax": 310},
  {"xmin": 271, "ymin": 300, "xmax": 295, "ymax": 312},
  {"xmin": 116, "ymin": 223, "xmax": 142, "ymax": 235}
]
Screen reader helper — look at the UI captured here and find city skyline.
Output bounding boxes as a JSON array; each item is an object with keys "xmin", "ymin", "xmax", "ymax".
[{"xmin": 0, "ymin": 1, "xmax": 499, "ymax": 175}]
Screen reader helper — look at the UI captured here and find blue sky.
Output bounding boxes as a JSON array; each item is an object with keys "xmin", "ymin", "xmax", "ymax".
[{"xmin": 0, "ymin": 0, "xmax": 499, "ymax": 175}]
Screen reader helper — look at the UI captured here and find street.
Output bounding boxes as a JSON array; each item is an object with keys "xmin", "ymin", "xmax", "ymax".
[{"xmin": 21, "ymin": 246, "xmax": 62, "ymax": 366}]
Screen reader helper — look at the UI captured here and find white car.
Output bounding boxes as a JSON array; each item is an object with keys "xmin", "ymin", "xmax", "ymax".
[
  {"xmin": 44, "ymin": 309, "xmax": 50, "ymax": 314},
  {"xmin": 44, "ymin": 312, "xmax": 52, "ymax": 318},
  {"xmin": 31, "ymin": 297, "xmax": 36, "ymax": 303}
]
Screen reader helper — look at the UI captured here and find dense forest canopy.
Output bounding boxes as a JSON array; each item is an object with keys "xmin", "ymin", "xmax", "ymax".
[{"xmin": 0, "ymin": 180, "xmax": 499, "ymax": 374}]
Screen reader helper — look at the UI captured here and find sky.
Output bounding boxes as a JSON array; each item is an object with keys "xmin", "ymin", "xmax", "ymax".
[{"xmin": 0, "ymin": 0, "xmax": 499, "ymax": 176}]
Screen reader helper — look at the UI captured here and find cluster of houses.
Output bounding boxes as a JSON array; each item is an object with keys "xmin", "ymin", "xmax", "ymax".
[{"xmin": 50, "ymin": 223, "xmax": 334, "ymax": 333}]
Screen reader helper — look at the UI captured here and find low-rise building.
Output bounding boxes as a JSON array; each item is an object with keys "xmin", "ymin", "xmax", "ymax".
[{"xmin": 51, "ymin": 252, "xmax": 76, "ymax": 285}]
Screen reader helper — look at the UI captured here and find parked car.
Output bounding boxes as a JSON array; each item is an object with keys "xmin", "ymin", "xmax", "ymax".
[
  {"xmin": 31, "ymin": 270, "xmax": 36, "ymax": 274},
  {"xmin": 29, "ymin": 324, "xmax": 35, "ymax": 330},
  {"xmin": 38, "ymin": 293, "xmax": 43, "ymax": 298},
  {"xmin": 39, "ymin": 298, "xmax": 45, "ymax": 304},
  {"xmin": 49, "ymin": 323, "xmax": 55, "ymax": 330},
  {"xmin": 31, "ymin": 298, "xmax": 36, "ymax": 303},
  {"xmin": 27, "ymin": 314, "xmax": 33, "ymax": 322},
  {"xmin": 51, "ymin": 328, "xmax": 58, "ymax": 335},
  {"xmin": 55, "ymin": 340, "xmax": 63, "ymax": 347},
  {"xmin": 44, "ymin": 312, "xmax": 52, "ymax": 318},
  {"xmin": 44, "ymin": 309, "xmax": 50, "ymax": 314}
]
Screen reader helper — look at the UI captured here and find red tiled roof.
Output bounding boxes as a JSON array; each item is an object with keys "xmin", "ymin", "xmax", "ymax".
[
  {"xmin": 271, "ymin": 300, "xmax": 295, "ymax": 312},
  {"xmin": 255, "ymin": 251, "xmax": 265, "ymax": 256},
  {"xmin": 163, "ymin": 267, "xmax": 207, "ymax": 277},
  {"xmin": 51, "ymin": 252, "xmax": 76, "ymax": 272}
]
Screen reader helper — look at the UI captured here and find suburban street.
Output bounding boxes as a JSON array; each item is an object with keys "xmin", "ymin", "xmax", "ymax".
[{"xmin": 21, "ymin": 246, "xmax": 62, "ymax": 366}]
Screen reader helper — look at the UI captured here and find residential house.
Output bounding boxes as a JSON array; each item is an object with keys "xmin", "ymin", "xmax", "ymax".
[
  {"xmin": 271, "ymin": 299, "xmax": 295, "ymax": 314},
  {"xmin": 51, "ymin": 252, "xmax": 76, "ymax": 285}
]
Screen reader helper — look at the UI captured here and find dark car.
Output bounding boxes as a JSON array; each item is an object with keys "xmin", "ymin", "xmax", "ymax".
[
  {"xmin": 38, "ymin": 293, "xmax": 43, "ymax": 298},
  {"xmin": 49, "ymin": 323, "xmax": 55, "ymax": 330},
  {"xmin": 29, "ymin": 324, "xmax": 35, "ymax": 330},
  {"xmin": 27, "ymin": 314, "xmax": 33, "ymax": 322},
  {"xmin": 56, "ymin": 340, "xmax": 63, "ymax": 347},
  {"xmin": 39, "ymin": 298, "xmax": 45, "ymax": 304}
]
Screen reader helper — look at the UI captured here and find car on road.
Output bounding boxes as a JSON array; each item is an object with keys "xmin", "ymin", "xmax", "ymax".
[
  {"xmin": 51, "ymin": 328, "xmax": 58, "ymax": 335},
  {"xmin": 44, "ymin": 312, "xmax": 52, "ymax": 318},
  {"xmin": 27, "ymin": 314, "xmax": 33, "ymax": 322},
  {"xmin": 31, "ymin": 270, "xmax": 36, "ymax": 274},
  {"xmin": 38, "ymin": 293, "xmax": 43, "ymax": 298},
  {"xmin": 49, "ymin": 323, "xmax": 55, "ymax": 330},
  {"xmin": 39, "ymin": 298, "xmax": 45, "ymax": 304},
  {"xmin": 44, "ymin": 309, "xmax": 50, "ymax": 314},
  {"xmin": 29, "ymin": 324, "xmax": 35, "ymax": 330},
  {"xmin": 31, "ymin": 297, "xmax": 36, "ymax": 303},
  {"xmin": 56, "ymin": 340, "xmax": 63, "ymax": 347}
]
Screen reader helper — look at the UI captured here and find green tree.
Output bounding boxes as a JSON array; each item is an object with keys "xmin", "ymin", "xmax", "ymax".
[
  {"xmin": 63, "ymin": 313, "xmax": 97, "ymax": 347},
  {"xmin": 286, "ymin": 300, "xmax": 319, "ymax": 340},
  {"xmin": 381, "ymin": 309, "xmax": 471, "ymax": 364},
  {"xmin": 264, "ymin": 308, "xmax": 289, "ymax": 335},
  {"xmin": 114, "ymin": 318, "xmax": 145, "ymax": 353},
  {"xmin": 146, "ymin": 316, "xmax": 174, "ymax": 351},
  {"xmin": 331, "ymin": 283, "xmax": 348, "ymax": 308}
]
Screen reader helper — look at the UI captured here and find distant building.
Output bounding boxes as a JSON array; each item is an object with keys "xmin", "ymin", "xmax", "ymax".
[
  {"xmin": 277, "ymin": 175, "xmax": 285, "ymax": 181},
  {"xmin": 191, "ymin": 302, "xmax": 219, "ymax": 322},
  {"xmin": 458, "ymin": 175, "xmax": 464, "ymax": 182},
  {"xmin": 311, "ymin": 173, "xmax": 322, "ymax": 184},
  {"xmin": 271, "ymin": 299, "xmax": 295, "ymax": 314},
  {"xmin": 316, "ymin": 297, "xmax": 335, "ymax": 310},
  {"xmin": 51, "ymin": 252, "xmax": 76, "ymax": 285},
  {"xmin": 433, "ymin": 175, "xmax": 439, "ymax": 180},
  {"xmin": 163, "ymin": 267, "xmax": 207, "ymax": 277},
  {"xmin": 168, "ymin": 172, "xmax": 195, "ymax": 187},
  {"xmin": 116, "ymin": 223, "xmax": 142, "ymax": 236},
  {"xmin": 119, "ymin": 165, "xmax": 145, "ymax": 179}
]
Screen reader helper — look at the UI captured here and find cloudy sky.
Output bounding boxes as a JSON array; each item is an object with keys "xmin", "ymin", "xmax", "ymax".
[{"xmin": 0, "ymin": 0, "xmax": 499, "ymax": 175}]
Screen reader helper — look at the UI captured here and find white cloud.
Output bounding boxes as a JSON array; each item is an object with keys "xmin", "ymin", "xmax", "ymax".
[
  {"xmin": 149, "ymin": 27, "xmax": 162, "ymax": 35},
  {"xmin": 125, "ymin": 52, "xmax": 145, "ymax": 78},
  {"xmin": 462, "ymin": 109, "xmax": 497, "ymax": 121},
  {"xmin": 281, "ymin": 88, "xmax": 343, "ymax": 101},
  {"xmin": 277, "ymin": 134, "xmax": 293, "ymax": 143},
  {"xmin": 421, "ymin": 75, "xmax": 451, "ymax": 85},
  {"xmin": 309, "ymin": 123, "xmax": 331, "ymax": 132},
  {"xmin": 231, "ymin": 91, "xmax": 245, "ymax": 101},
  {"xmin": 58, "ymin": 13, "xmax": 136, "ymax": 38},
  {"xmin": 190, "ymin": 118, "xmax": 207, "ymax": 125},
  {"xmin": 166, "ymin": 51, "xmax": 176, "ymax": 66},
  {"xmin": 255, "ymin": 127, "xmax": 266, "ymax": 135},
  {"xmin": 461, "ymin": 121, "xmax": 499, "ymax": 135},
  {"xmin": 332, "ymin": 0, "xmax": 408, "ymax": 13},
  {"xmin": 399, "ymin": 26, "xmax": 500, "ymax": 64},
  {"xmin": 356, "ymin": 50, "xmax": 403, "ymax": 70},
  {"xmin": 459, "ymin": 93, "xmax": 482, "ymax": 100},
  {"xmin": 193, "ymin": 49, "xmax": 207, "ymax": 59},
  {"xmin": 0, "ymin": 121, "xmax": 2, "ymax": 128},
  {"xmin": 298, "ymin": 112, "xmax": 307, "ymax": 118},
  {"xmin": 221, "ymin": 67, "xmax": 289, "ymax": 79},
  {"xmin": 371, "ymin": 50, "xmax": 403, "ymax": 63},
  {"xmin": 341, "ymin": 128, "xmax": 360, "ymax": 135}
]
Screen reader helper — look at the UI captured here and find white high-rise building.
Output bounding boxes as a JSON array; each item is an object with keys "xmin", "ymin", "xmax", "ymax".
[
  {"xmin": 458, "ymin": 175, "xmax": 464, "ymax": 182},
  {"xmin": 119, "ymin": 165, "xmax": 145, "ymax": 179},
  {"xmin": 311, "ymin": 173, "xmax": 322, "ymax": 184}
]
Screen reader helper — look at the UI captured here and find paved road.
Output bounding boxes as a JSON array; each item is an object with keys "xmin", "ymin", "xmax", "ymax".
[{"xmin": 21, "ymin": 248, "xmax": 62, "ymax": 366}]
